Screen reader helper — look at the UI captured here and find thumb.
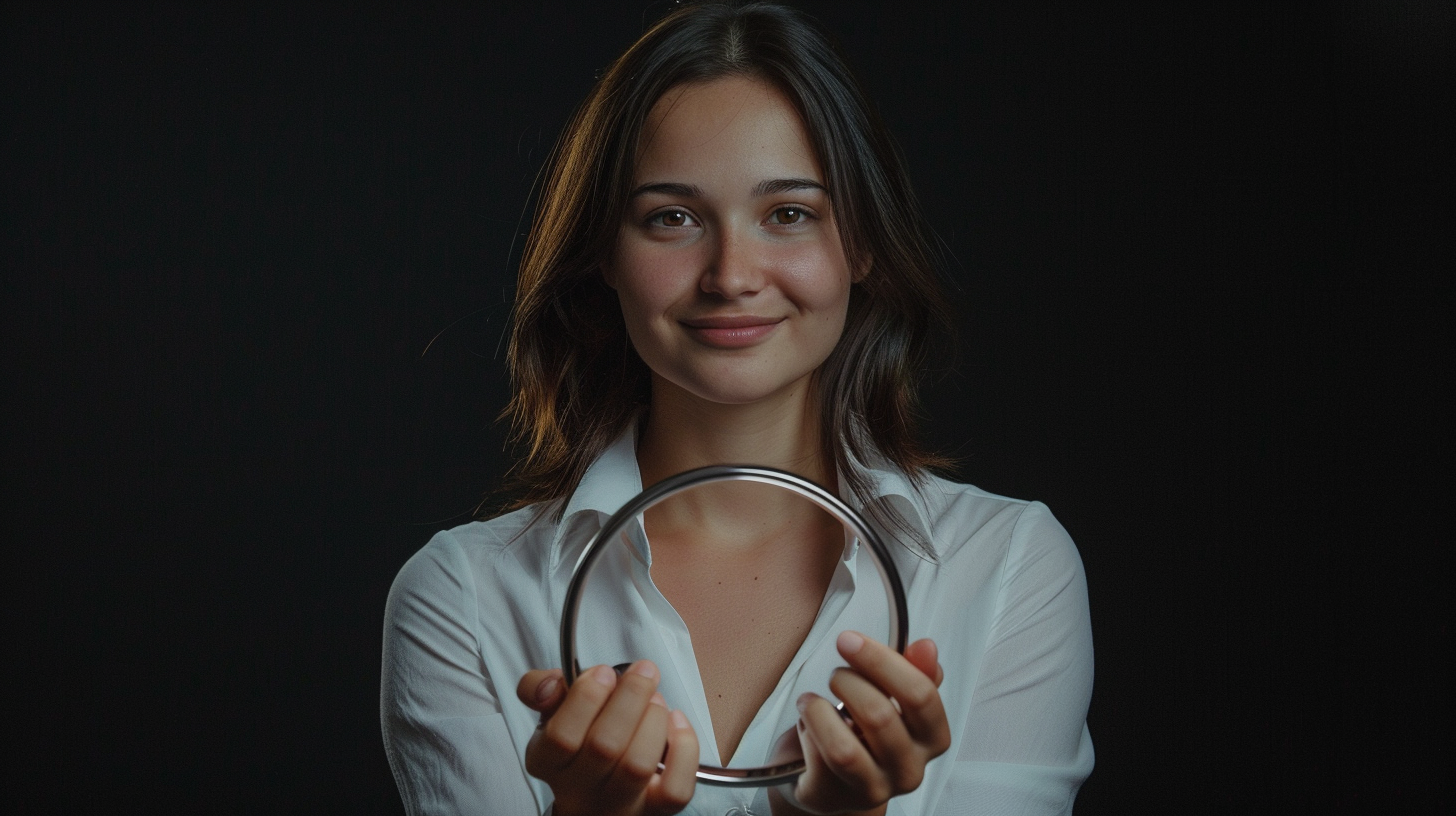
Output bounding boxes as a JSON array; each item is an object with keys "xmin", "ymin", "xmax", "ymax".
[{"xmin": 516, "ymin": 668, "xmax": 566, "ymax": 715}]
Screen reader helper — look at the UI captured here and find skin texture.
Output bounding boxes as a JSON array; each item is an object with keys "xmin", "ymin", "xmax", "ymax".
[
  {"xmin": 770, "ymin": 635, "xmax": 949, "ymax": 816},
  {"xmin": 516, "ymin": 635, "xmax": 949, "ymax": 816},
  {"xmin": 517, "ymin": 661, "xmax": 699, "ymax": 816},
  {"xmin": 605, "ymin": 75, "xmax": 855, "ymax": 411},
  {"xmin": 515, "ymin": 77, "xmax": 951, "ymax": 815}
]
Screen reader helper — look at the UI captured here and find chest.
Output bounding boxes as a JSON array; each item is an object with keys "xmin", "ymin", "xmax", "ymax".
[{"xmin": 648, "ymin": 525, "xmax": 841, "ymax": 765}]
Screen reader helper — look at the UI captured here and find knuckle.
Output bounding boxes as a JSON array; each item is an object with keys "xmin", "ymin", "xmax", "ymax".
[
  {"xmin": 863, "ymin": 641, "xmax": 893, "ymax": 667},
  {"xmin": 826, "ymin": 670, "xmax": 870, "ymax": 707},
  {"xmin": 828, "ymin": 666, "xmax": 859, "ymax": 693},
  {"xmin": 584, "ymin": 732, "xmax": 627, "ymax": 762},
  {"xmin": 676, "ymin": 727, "xmax": 699, "ymax": 750},
  {"xmin": 891, "ymin": 764, "xmax": 925, "ymax": 793},
  {"xmin": 855, "ymin": 698, "xmax": 899, "ymax": 730},
  {"xmin": 821, "ymin": 735, "xmax": 861, "ymax": 768},
  {"xmin": 930, "ymin": 730, "xmax": 952, "ymax": 755},
  {"xmin": 855, "ymin": 646, "xmax": 886, "ymax": 667},
  {"xmin": 539, "ymin": 723, "xmax": 579, "ymax": 756},
  {"xmin": 558, "ymin": 687, "xmax": 607, "ymax": 720},
  {"xmin": 617, "ymin": 752, "xmax": 657, "ymax": 782},
  {"xmin": 572, "ymin": 677, "xmax": 612, "ymax": 705},
  {"xmin": 861, "ymin": 776, "xmax": 893, "ymax": 804},
  {"xmin": 662, "ymin": 779, "xmax": 693, "ymax": 807},
  {"xmin": 898, "ymin": 679, "xmax": 940, "ymax": 710}
]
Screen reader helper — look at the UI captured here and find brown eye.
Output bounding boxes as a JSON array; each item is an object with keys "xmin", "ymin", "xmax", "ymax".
[
  {"xmin": 771, "ymin": 207, "xmax": 806, "ymax": 225},
  {"xmin": 653, "ymin": 210, "xmax": 691, "ymax": 227}
]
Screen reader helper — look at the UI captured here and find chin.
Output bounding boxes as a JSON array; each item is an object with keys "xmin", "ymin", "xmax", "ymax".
[{"xmin": 672, "ymin": 372, "xmax": 814, "ymax": 409}]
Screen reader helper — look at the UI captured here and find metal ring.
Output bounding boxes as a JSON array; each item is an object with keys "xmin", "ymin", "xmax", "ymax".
[{"xmin": 559, "ymin": 464, "xmax": 910, "ymax": 787}]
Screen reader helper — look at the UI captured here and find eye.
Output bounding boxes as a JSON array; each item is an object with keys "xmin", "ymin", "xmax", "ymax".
[
  {"xmin": 768, "ymin": 207, "xmax": 809, "ymax": 226},
  {"xmin": 648, "ymin": 209, "xmax": 696, "ymax": 228}
]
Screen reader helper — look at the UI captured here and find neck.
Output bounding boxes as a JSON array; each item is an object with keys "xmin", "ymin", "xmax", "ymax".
[
  {"xmin": 635, "ymin": 373, "xmax": 842, "ymax": 560},
  {"xmin": 636, "ymin": 374, "xmax": 831, "ymax": 488}
]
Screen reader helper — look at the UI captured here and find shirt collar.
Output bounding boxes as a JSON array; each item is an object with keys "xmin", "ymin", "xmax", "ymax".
[
  {"xmin": 839, "ymin": 446, "xmax": 939, "ymax": 560},
  {"xmin": 548, "ymin": 422, "xmax": 647, "ymax": 570},
  {"xmin": 547, "ymin": 423, "xmax": 939, "ymax": 569}
]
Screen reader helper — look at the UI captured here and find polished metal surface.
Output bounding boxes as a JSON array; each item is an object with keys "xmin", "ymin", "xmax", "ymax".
[{"xmin": 560, "ymin": 464, "xmax": 910, "ymax": 787}]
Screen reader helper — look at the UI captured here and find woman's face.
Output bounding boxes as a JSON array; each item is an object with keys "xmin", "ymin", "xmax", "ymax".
[{"xmin": 606, "ymin": 75, "xmax": 854, "ymax": 409}]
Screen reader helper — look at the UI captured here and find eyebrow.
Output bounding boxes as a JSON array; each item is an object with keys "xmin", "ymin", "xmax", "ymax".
[
  {"xmin": 628, "ymin": 182, "xmax": 703, "ymax": 199},
  {"xmin": 627, "ymin": 177, "xmax": 829, "ymax": 200},
  {"xmin": 754, "ymin": 177, "xmax": 827, "ymax": 197}
]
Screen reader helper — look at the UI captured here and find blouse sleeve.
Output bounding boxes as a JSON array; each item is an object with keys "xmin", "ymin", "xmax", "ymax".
[
  {"xmin": 934, "ymin": 501, "xmax": 1095, "ymax": 815},
  {"xmin": 380, "ymin": 532, "xmax": 544, "ymax": 815}
]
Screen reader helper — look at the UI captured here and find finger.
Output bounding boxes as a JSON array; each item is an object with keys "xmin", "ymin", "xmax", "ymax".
[
  {"xmin": 517, "ymin": 668, "xmax": 566, "ymax": 715},
  {"xmin": 647, "ymin": 709, "xmax": 699, "ymax": 813},
  {"xmin": 904, "ymin": 638, "xmax": 944, "ymax": 686},
  {"xmin": 830, "ymin": 667, "xmax": 920, "ymax": 791},
  {"xmin": 781, "ymin": 720, "xmax": 829, "ymax": 813},
  {"xmin": 573, "ymin": 660, "xmax": 661, "ymax": 777},
  {"xmin": 797, "ymin": 692, "xmax": 890, "ymax": 803},
  {"xmin": 529, "ymin": 663, "xmax": 618, "ymax": 774},
  {"xmin": 788, "ymin": 701, "xmax": 829, "ymax": 807},
  {"xmin": 604, "ymin": 694, "xmax": 668, "ymax": 799},
  {"xmin": 837, "ymin": 631, "xmax": 949, "ymax": 750}
]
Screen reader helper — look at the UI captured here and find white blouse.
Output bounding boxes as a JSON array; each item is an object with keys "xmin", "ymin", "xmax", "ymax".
[{"xmin": 382, "ymin": 428, "xmax": 1094, "ymax": 815}]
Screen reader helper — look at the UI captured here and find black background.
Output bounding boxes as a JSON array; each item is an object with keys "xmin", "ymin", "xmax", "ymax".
[{"xmin": 4, "ymin": 2, "xmax": 1450, "ymax": 813}]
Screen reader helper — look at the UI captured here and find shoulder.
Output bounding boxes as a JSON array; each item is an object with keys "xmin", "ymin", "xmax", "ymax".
[
  {"xmin": 387, "ymin": 504, "xmax": 558, "ymax": 606},
  {"xmin": 908, "ymin": 473, "xmax": 1081, "ymax": 572},
  {"xmin": 907, "ymin": 477, "xmax": 1091, "ymax": 667}
]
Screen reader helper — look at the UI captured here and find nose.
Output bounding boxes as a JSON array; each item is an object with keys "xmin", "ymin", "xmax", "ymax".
[{"xmin": 699, "ymin": 227, "xmax": 766, "ymax": 299}]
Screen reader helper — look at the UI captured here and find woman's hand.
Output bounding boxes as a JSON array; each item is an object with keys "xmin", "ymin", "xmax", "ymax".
[
  {"xmin": 516, "ymin": 661, "xmax": 699, "ymax": 816},
  {"xmin": 771, "ymin": 634, "xmax": 950, "ymax": 816}
]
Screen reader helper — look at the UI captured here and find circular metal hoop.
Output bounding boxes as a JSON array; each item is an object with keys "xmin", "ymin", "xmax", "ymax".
[{"xmin": 559, "ymin": 464, "xmax": 910, "ymax": 787}]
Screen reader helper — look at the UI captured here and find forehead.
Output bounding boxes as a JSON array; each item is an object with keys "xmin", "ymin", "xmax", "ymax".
[{"xmin": 634, "ymin": 75, "xmax": 822, "ymax": 183}]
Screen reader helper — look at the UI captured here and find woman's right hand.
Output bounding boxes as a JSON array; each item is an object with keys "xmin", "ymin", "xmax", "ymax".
[{"xmin": 516, "ymin": 661, "xmax": 699, "ymax": 816}]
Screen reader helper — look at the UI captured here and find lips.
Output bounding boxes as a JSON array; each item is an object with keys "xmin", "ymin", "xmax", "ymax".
[{"xmin": 680, "ymin": 315, "xmax": 784, "ymax": 348}]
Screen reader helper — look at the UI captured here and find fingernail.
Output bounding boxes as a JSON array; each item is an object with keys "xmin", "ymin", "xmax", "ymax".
[
  {"xmin": 628, "ymin": 660, "xmax": 659, "ymax": 680},
  {"xmin": 650, "ymin": 692, "xmax": 667, "ymax": 708},
  {"xmin": 838, "ymin": 630, "xmax": 865, "ymax": 655},
  {"xmin": 670, "ymin": 709, "xmax": 689, "ymax": 729},
  {"xmin": 796, "ymin": 692, "xmax": 814, "ymax": 713},
  {"xmin": 589, "ymin": 664, "xmax": 617, "ymax": 687},
  {"xmin": 535, "ymin": 675, "xmax": 560, "ymax": 704}
]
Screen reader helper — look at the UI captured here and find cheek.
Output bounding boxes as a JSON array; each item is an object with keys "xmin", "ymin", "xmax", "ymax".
[
  {"xmin": 615, "ymin": 281, "xmax": 659, "ymax": 332},
  {"xmin": 779, "ymin": 245, "xmax": 853, "ymax": 312},
  {"xmin": 614, "ymin": 240, "xmax": 698, "ymax": 288},
  {"xmin": 611, "ymin": 259, "xmax": 696, "ymax": 347}
]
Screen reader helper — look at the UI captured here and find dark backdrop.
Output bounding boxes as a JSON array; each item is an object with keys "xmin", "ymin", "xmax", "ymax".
[{"xmin": 5, "ymin": 2, "xmax": 1450, "ymax": 813}]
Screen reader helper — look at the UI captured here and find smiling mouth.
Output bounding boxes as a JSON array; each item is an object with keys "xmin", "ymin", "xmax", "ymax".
[{"xmin": 680, "ymin": 315, "xmax": 784, "ymax": 348}]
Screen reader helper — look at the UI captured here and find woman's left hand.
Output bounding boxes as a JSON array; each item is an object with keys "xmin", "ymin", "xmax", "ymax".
[{"xmin": 770, "ymin": 633, "xmax": 950, "ymax": 816}]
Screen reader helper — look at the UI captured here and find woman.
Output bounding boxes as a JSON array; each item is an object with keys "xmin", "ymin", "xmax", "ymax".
[{"xmin": 381, "ymin": 4, "xmax": 1093, "ymax": 815}]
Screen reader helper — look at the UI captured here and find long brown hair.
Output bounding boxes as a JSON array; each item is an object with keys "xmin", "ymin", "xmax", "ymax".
[{"xmin": 498, "ymin": 2, "xmax": 953, "ymax": 535}]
